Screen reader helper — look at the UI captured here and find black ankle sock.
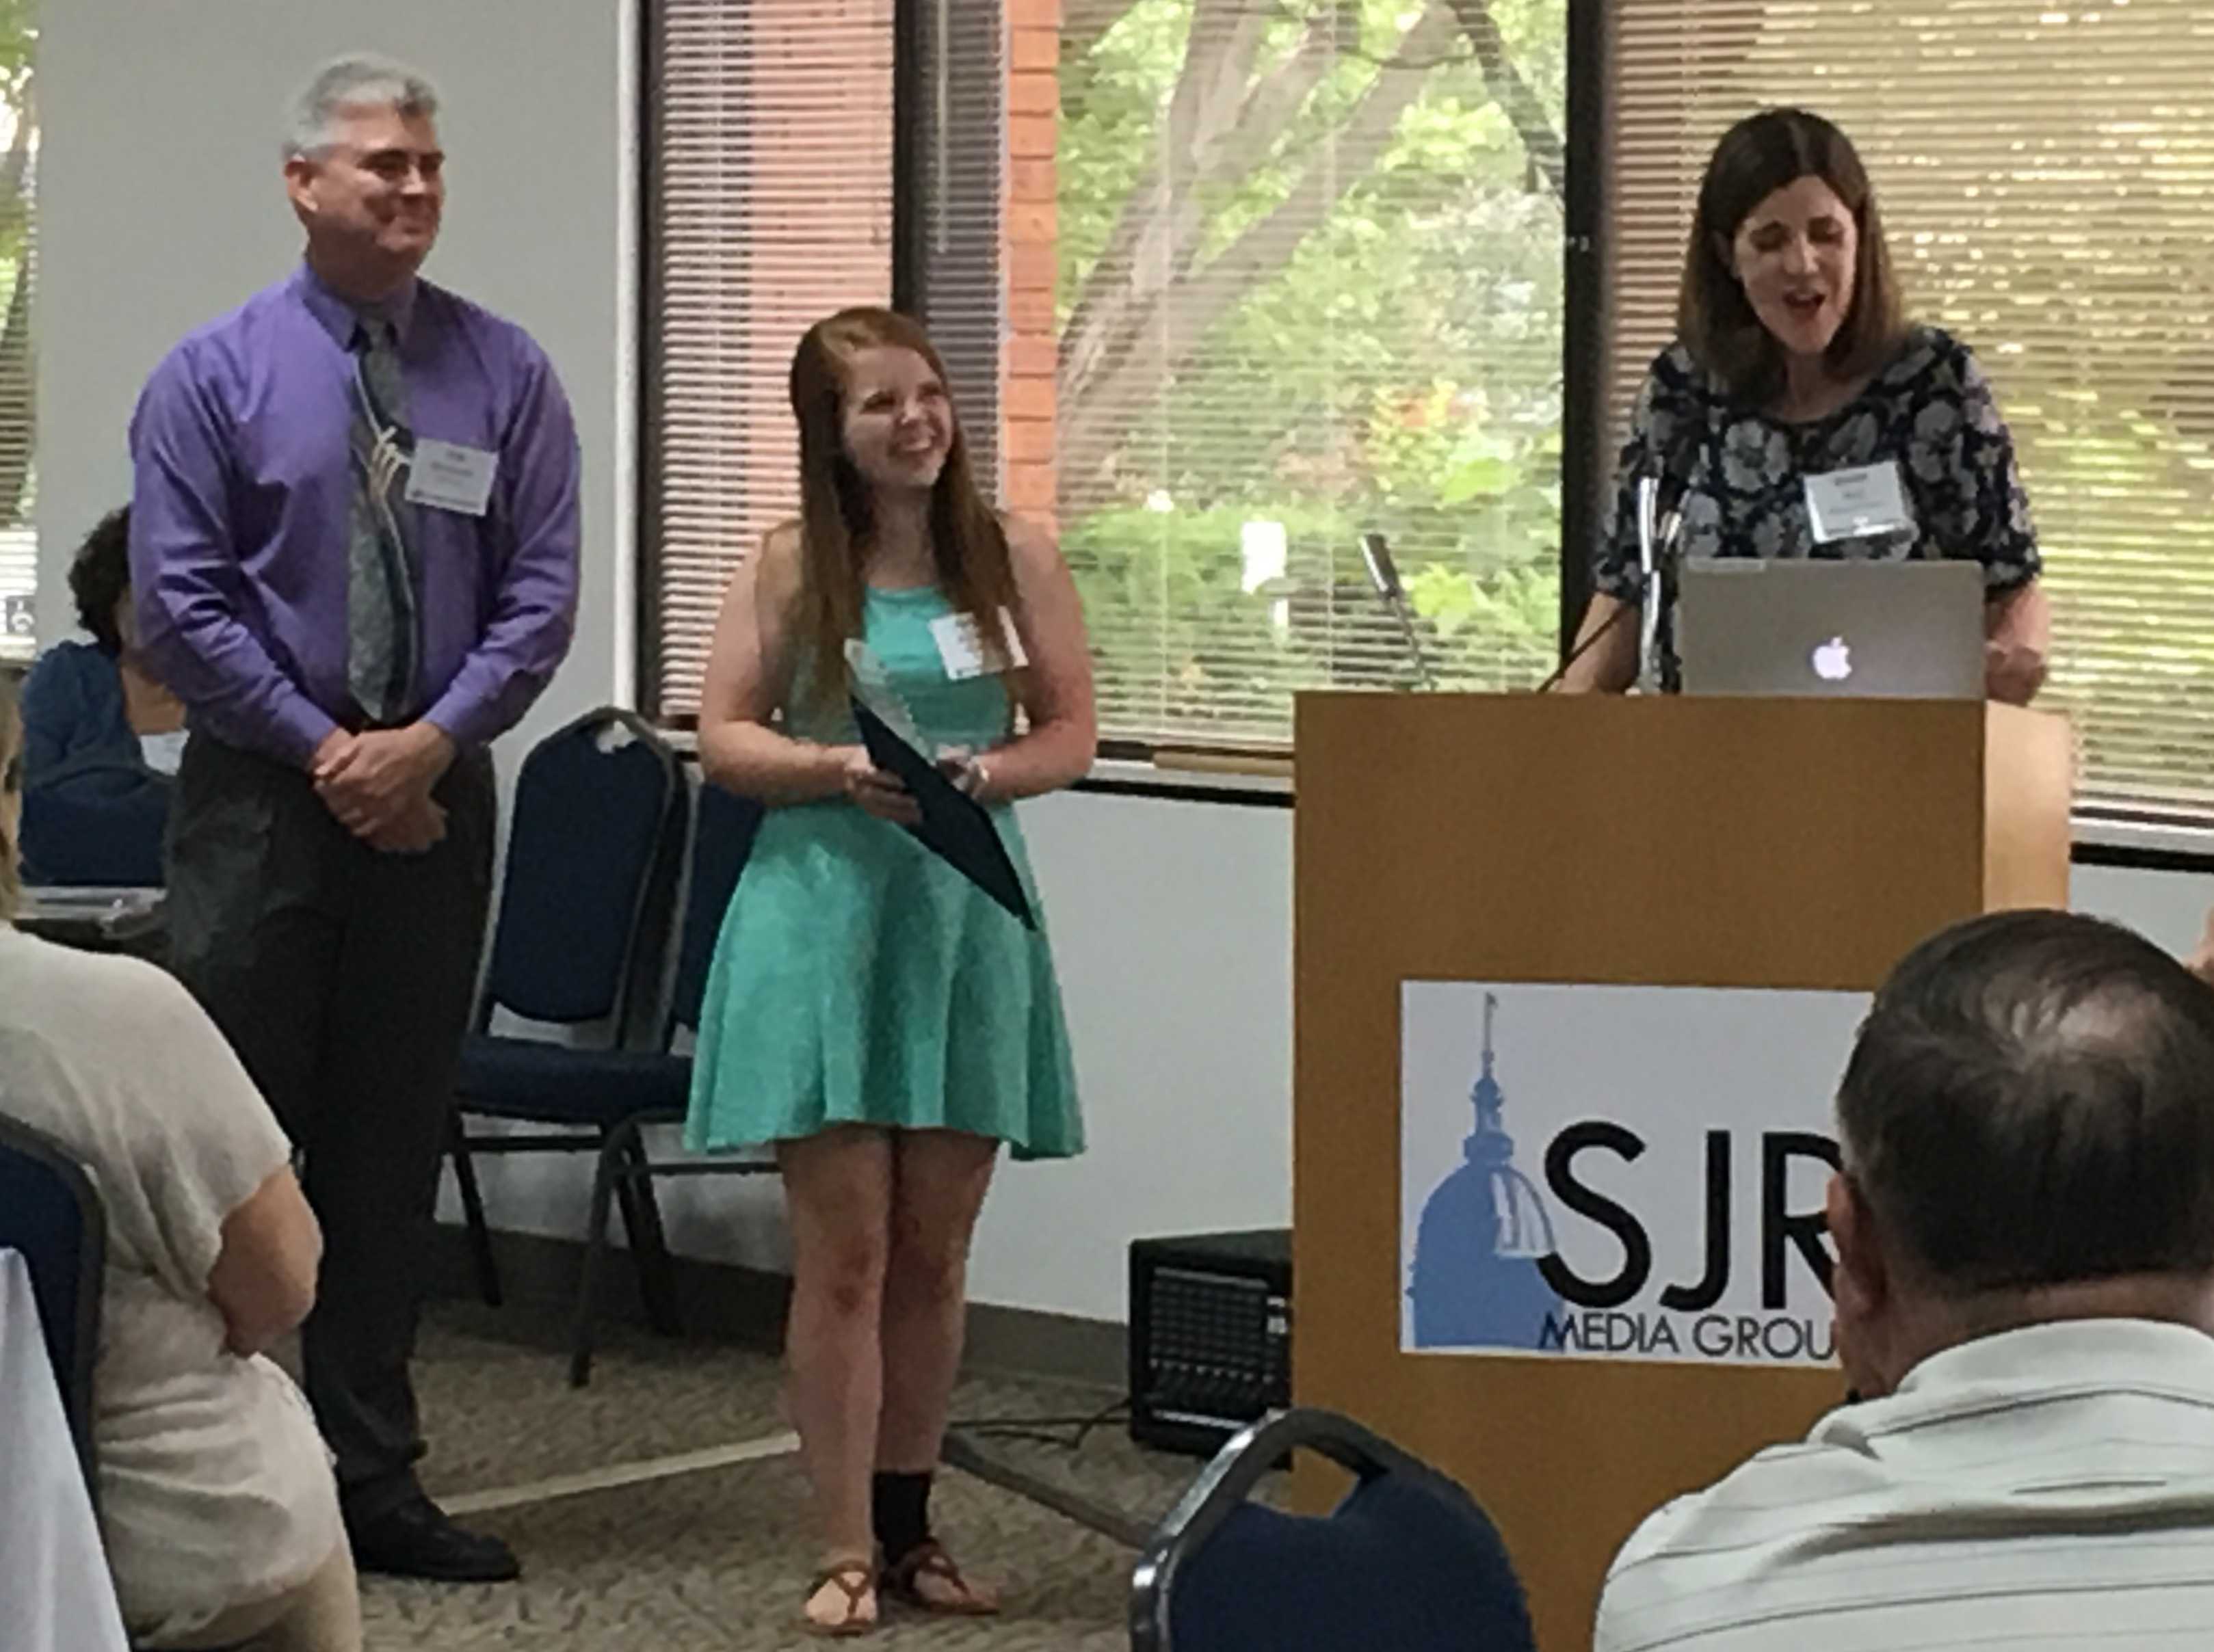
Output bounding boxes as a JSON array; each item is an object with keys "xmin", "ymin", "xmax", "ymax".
[{"xmin": 871, "ymin": 1470, "xmax": 934, "ymax": 1567}]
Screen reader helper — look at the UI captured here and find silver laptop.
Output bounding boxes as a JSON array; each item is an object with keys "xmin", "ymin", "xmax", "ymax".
[{"xmin": 1676, "ymin": 559, "xmax": 1986, "ymax": 699}]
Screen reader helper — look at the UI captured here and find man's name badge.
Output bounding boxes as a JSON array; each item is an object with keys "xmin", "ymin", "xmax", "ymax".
[{"xmin": 406, "ymin": 439, "xmax": 499, "ymax": 517}]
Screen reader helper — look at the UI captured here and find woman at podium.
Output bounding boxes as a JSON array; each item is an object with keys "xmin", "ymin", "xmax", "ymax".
[{"xmin": 1558, "ymin": 108, "xmax": 2048, "ymax": 703}]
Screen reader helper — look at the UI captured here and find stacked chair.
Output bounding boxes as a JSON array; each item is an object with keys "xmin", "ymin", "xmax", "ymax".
[{"xmin": 447, "ymin": 707, "xmax": 773, "ymax": 1385}]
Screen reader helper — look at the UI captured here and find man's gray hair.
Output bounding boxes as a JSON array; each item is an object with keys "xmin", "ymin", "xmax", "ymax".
[{"xmin": 284, "ymin": 53, "xmax": 440, "ymax": 161}]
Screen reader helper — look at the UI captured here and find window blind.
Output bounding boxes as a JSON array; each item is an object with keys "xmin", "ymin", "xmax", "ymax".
[
  {"xmin": 1611, "ymin": 0, "xmax": 2214, "ymax": 816},
  {"xmin": 906, "ymin": 0, "xmax": 1005, "ymax": 498},
  {"xmin": 1057, "ymin": 1, "xmax": 1570, "ymax": 748},
  {"xmin": 0, "ymin": 50, "xmax": 36, "ymax": 664},
  {"xmin": 644, "ymin": 0, "xmax": 896, "ymax": 719}
]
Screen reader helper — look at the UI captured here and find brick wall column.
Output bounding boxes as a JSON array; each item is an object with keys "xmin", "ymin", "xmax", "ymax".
[{"xmin": 1003, "ymin": 0, "xmax": 1060, "ymax": 527}]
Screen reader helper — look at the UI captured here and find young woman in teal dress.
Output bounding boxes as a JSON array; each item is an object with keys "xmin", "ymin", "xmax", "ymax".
[{"xmin": 688, "ymin": 308, "xmax": 1093, "ymax": 1636}]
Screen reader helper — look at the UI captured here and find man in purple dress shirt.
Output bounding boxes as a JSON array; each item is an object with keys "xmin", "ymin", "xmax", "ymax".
[{"xmin": 127, "ymin": 54, "xmax": 578, "ymax": 1584}]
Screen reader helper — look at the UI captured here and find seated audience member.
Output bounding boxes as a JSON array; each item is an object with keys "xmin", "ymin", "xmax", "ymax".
[
  {"xmin": 1596, "ymin": 908, "xmax": 2214, "ymax": 1651},
  {"xmin": 0, "ymin": 676, "xmax": 358, "ymax": 1650},
  {"xmin": 19, "ymin": 507, "xmax": 179, "ymax": 885}
]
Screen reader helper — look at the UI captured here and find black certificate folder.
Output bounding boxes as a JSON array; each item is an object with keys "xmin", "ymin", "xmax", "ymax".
[{"xmin": 849, "ymin": 696, "xmax": 1037, "ymax": 929}]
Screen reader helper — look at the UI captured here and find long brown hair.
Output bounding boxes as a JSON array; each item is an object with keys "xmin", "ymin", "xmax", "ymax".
[
  {"xmin": 787, "ymin": 307, "xmax": 1018, "ymax": 710},
  {"xmin": 1677, "ymin": 108, "xmax": 1906, "ymax": 408}
]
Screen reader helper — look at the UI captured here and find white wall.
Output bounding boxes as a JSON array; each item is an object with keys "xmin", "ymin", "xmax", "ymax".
[
  {"xmin": 37, "ymin": 0, "xmax": 627, "ymax": 750},
  {"xmin": 967, "ymin": 791, "xmax": 1296, "ymax": 1315},
  {"xmin": 2072, "ymin": 860, "xmax": 2214, "ymax": 957},
  {"xmin": 38, "ymin": 5, "xmax": 2214, "ymax": 1330}
]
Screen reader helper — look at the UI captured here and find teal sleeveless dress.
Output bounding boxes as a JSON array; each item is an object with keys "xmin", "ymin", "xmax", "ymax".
[{"xmin": 685, "ymin": 585, "xmax": 1083, "ymax": 1160}]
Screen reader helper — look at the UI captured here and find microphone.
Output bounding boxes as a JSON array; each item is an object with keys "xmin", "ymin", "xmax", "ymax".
[
  {"xmin": 1636, "ymin": 425, "xmax": 1702, "ymax": 694},
  {"xmin": 1540, "ymin": 425, "xmax": 1700, "ymax": 693},
  {"xmin": 1359, "ymin": 531, "xmax": 1436, "ymax": 691}
]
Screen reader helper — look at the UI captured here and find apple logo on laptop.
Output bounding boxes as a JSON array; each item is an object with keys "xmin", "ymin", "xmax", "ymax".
[{"xmin": 1811, "ymin": 636, "xmax": 1853, "ymax": 682}]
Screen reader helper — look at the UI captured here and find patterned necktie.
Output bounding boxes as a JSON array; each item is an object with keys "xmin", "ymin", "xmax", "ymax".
[{"xmin": 347, "ymin": 319, "xmax": 421, "ymax": 724}]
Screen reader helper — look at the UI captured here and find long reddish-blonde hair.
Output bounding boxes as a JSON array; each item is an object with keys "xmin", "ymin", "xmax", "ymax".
[{"xmin": 787, "ymin": 307, "xmax": 1017, "ymax": 710}]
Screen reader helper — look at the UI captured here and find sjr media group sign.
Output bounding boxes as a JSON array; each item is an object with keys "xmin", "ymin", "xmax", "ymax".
[{"xmin": 1399, "ymin": 981, "xmax": 1870, "ymax": 1369}]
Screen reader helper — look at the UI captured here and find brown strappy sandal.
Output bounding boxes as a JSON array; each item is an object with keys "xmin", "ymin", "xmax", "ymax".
[
  {"xmin": 800, "ymin": 1558, "xmax": 879, "ymax": 1638},
  {"xmin": 881, "ymin": 1539, "xmax": 1000, "ymax": 1617}
]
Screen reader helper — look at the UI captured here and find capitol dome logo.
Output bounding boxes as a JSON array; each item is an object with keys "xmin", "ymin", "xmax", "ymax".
[{"xmin": 1408, "ymin": 994, "xmax": 1564, "ymax": 1350}]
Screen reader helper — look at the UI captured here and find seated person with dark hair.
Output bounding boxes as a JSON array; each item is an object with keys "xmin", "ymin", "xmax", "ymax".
[
  {"xmin": 20, "ymin": 507, "xmax": 181, "ymax": 885},
  {"xmin": 1597, "ymin": 908, "xmax": 2214, "ymax": 1651}
]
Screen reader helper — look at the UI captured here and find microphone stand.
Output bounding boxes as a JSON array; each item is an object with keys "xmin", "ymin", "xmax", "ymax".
[
  {"xmin": 1633, "ymin": 477, "xmax": 1684, "ymax": 694},
  {"xmin": 1360, "ymin": 531, "xmax": 1436, "ymax": 691}
]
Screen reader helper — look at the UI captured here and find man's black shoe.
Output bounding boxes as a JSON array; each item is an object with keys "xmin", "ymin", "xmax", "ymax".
[{"xmin": 347, "ymin": 1494, "xmax": 520, "ymax": 1583}]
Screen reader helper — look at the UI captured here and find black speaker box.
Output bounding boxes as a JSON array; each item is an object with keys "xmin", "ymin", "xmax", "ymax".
[{"xmin": 1127, "ymin": 1228, "xmax": 1292, "ymax": 1457}]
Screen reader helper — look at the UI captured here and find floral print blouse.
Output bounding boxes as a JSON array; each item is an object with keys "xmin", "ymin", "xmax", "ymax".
[{"xmin": 1594, "ymin": 324, "xmax": 2040, "ymax": 600}]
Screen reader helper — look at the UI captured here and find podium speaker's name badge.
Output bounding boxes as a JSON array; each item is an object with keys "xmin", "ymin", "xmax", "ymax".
[
  {"xmin": 929, "ymin": 609, "xmax": 1030, "ymax": 681},
  {"xmin": 406, "ymin": 439, "xmax": 499, "ymax": 516},
  {"xmin": 1802, "ymin": 460, "xmax": 1912, "ymax": 545}
]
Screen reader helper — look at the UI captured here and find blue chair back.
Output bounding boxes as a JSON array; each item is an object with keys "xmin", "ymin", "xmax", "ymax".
[
  {"xmin": 0, "ymin": 1114, "xmax": 105, "ymax": 1500},
  {"xmin": 1131, "ymin": 1408, "xmax": 1534, "ymax": 1652},
  {"xmin": 482, "ymin": 708, "xmax": 686, "ymax": 1027},
  {"xmin": 21, "ymin": 766, "xmax": 170, "ymax": 887},
  {"xmin": 669, "ymin": 780, "xmax": 765, "ymax": 1035}
]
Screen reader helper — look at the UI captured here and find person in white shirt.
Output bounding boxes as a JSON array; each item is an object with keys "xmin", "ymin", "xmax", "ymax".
[
  {"xmin": 1596, "ymin": 907, "xmax": 2214, "ymax": 1652},
  {"xmin": 0, "ymin": 678, "xmax": 358, "ymax": 1649}
]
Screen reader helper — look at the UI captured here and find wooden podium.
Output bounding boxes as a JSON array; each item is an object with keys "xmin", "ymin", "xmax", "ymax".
[{"xmin": 1291, "ymin": 694, "xmax": 2071, "ymax": 1652}]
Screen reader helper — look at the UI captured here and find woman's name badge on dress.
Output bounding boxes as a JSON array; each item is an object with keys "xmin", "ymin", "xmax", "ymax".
[
  {"xmin": 404, "ymin": 439, "xmax": 499, "ymax": 516},
  {"xmin": 1803, "ymin": 460, "xmax": 1914, "ymax": 545},
  {"xmin": 928, "ymin": 609, "xmax": 1029, "ymax": 681}
]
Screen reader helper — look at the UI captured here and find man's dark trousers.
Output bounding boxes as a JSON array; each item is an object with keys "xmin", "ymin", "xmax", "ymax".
[{"xmin": 166, "ymin": 731, "xmax": 495, "ymax": 1522}]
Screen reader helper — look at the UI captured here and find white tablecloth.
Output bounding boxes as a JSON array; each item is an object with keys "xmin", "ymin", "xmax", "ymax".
[{"xmin": 0, "ymin": 1248, "xmax": 129, "ymax": 1652}]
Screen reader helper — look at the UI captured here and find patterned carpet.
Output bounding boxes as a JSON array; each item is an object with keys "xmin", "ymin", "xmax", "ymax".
[{"xmin": 361, "ymin": 1298, "xmax": 1208, "ymax": 1649}]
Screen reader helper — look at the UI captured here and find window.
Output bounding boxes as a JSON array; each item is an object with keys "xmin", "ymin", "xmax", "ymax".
[
  {"xmin": 903, "ymin": 0, "xmax": 1010, "ymax": 499},
  {"xmin": 644, "ymin": 3, "xmax": 2214, "ymax": 818},
  {"xmin": 642, "ymin": 0, "xmax": 897, "ymax": 719},
  {"xmin": 1609, "ymin": 1, "xmax": 2214, "ymax": 817},
  {"xmin": 0, "ymin": 13, "xmax": 35, "ymax": 663},
  {"xmin": 1057, "ymin": 2, "xmax": 1571, "ymax": 749},
  {"xmin": 642, "ymin": 2, "xmax": 1571, "ymax": 749},
  {"xmin": 642, "ymin": 0, "xmax": 1010, "ymax": 721}
]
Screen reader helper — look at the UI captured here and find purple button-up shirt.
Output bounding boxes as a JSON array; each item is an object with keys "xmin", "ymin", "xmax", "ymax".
[{"xmin": 128, "ymin": 264, "xmax": 581, "ymax": 767}]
